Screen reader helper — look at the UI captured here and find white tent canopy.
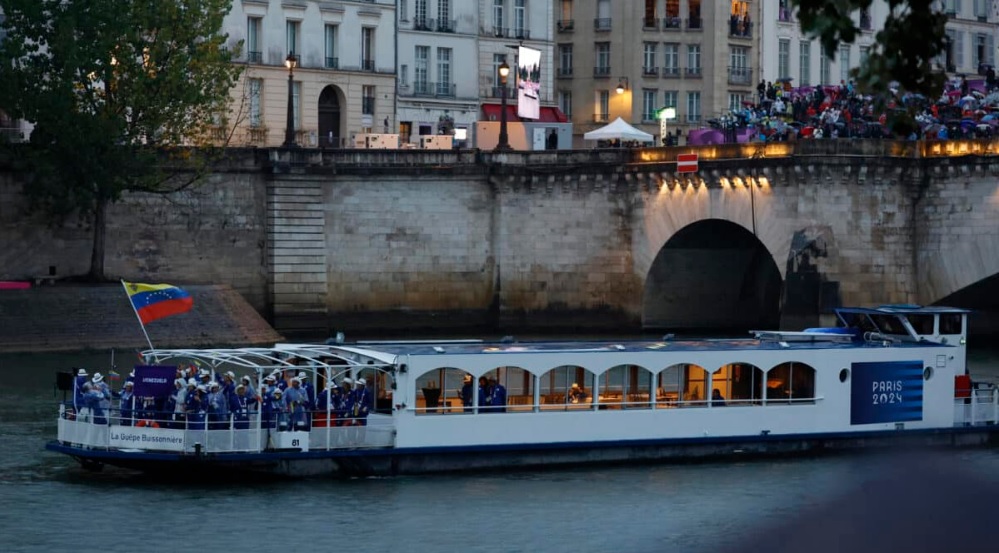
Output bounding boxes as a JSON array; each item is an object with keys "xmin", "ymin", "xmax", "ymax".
[{"xmin": 583, "ymin": 117, "xmax": 655, "ymax": 142}]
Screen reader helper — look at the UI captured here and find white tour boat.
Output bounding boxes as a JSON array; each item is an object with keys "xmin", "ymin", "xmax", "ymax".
[{"xmin": 47, "ymin": 305, "xmax": 999, "ymax": 477}]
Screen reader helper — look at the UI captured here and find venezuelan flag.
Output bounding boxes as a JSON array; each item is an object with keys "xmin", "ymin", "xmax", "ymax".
[{"xmin": 123, "ymin": 281, "xmax": 193, "ymax": 324}]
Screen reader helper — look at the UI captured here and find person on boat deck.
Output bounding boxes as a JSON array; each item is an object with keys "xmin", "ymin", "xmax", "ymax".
[
  {"xmin": 167, "ymin": 378, "xmax": 187, "ymax": 429},
  {"xmin": 487, "ymin": 376, "xmax": 507, "ymax": 413},
  {"xmin": 283, "ymin": 377, "xmax": 311, "ymax": 431},
  {"xmin": 73, "ymin": 368, "xmax": 89, "ymax": 413},
  {"xmin": 460, "ymin": 375, "xmax": 473, "ymax": 412},
  {"xmin": 240, "ymin": 376, "xmax": 258, "ymax": 408},
  {"xmin": 83, "ymin": 383, "xmax": 108, "ymax": 425},
  {"xmin": 567, "ymin": 383, "xmax": 587, "ymax": 404},
  {"xmin": 260, "ymin": 376, "xmax": 279, "ymax": 429},
  {"xmin": 712, "ymin": 389, "xmax": 726, "ymax": 407},
  {"xmin": 298, "ymin": 372, "xmax": 316, "ymax": 407},
  {"xmin": 339, "ymin": 378, "xmax": 354, "ymax": 425},
  {"xmin": 186, "ymin": 385, "xmax": 208, "ymax": 430},
  {"xmin": 477, "ymin": 376, "xmax": 490, "ymax": 412},
  {"xmin": 91, "ymin": 373, "xmax": 111, "ymax": 412},
  {"xmin": 207, "ymin": 382, "xmax": 230, "ymax": 430},
  {"xmin": 314, "ymin": 380, "xmax": 336, "ymax": 427},
  {"xmin": 199, "ymin": 370, "xmax": 212, "ymax": 387},
  {"xmin": 230, "ymin": 384, "xmax": 255, "ymax": 430},
  {"xmin": 116, "ymin": 381, "xmax": 136, "ymax": 426},
  {"xmin": 352, "ymin": 378, "xmax": 373, "ymax": 426},
  {"xmin": 222, "ymin": 371, "xmax": 237, "ymax": 399}
]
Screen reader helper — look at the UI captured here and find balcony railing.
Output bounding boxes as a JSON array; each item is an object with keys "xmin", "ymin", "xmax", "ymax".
[
  {"xmin": 492, "ymin": 25, "xmax": 507, "ymax": 37},
  {"xmin": 729, "ymin": 20, "xmax": 752, "ymax": 38},
  {"xmin": 643, "ymin": 16, "xmax": 658, "ymax": 30},
  {"xmin": 662, "ymin": 66, "xmax": 680, "ymax": 78},
  {"xmin": 430, "ymin": 18, "xmax": 457, "ymax": 33},
  {"xmin": 325, "ymin": 57, "xmax": 339, "ymax": 69},
  {"xmin": 362, "ymin": 59, "xmax": 375, "ymax": 72},
  {"xmin": 362, "ymin": 97, "xmax": 375, "ymax": 115},
  {"xmin": 728, "ymin": 66, "xmax": 752, "ymax": 85},
  {"xmin": 512, "ymin": 27, "xmax": 530, "ymax": 39},
  {"xmin": 686, "ymin": 17, "xmax": 702, "ymax": 30},
  {"xmin": 487, "ymin": 86, "xmax": 515, "ymax": 99},
  {"xmin": 414, "ymin": 16, "xmax": 432, "ymax": 31},
  {"xmin": 643, "ymin": 66, "xmax": 659, "ymax": 77},
  {"xmin": 685, "ymin": 66, "xmax": 702, "ymax": 77},
  {"xmin": 248, "ymin": 51, "xmax": 262, "ymax": 63},
  {"xmin": 662, "ymin": 16, "xmax": 682, "ymax": 29},
  {"xmin": 686, "ymin": 114, "xmax": 701, "ymax": 123},
  {"xmin": 558, "ymin": 66, "xmax": 574, "ymax": 77},
  {"xmin": 557, "ymin": 19, "xmax": 574, "ymax": 32},
  {"xmin": 594, "ymin": 65, "xmax": 611, "ymax": 77},
  {"xmin": 411, "ymin": 81, "xmax": 456, "ymax": 98},
  {"xmin": 594, "ymin": 18, "xmax": 612, "ymax": 31},
  {"xmin": 594, "ymin": 113, "xmax": 610, "ymax": 123}
]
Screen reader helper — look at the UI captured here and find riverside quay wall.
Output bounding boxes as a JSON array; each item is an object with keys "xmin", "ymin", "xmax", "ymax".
[{"xmin": 2, "ymin": 140, "xmax": 999, "ymax": 336}]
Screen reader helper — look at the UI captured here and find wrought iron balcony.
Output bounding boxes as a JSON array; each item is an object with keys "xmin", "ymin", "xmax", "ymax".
[
  {"xmin": 594, "ymin": 65, "xmax": 612, "ymax": 77},
  {"xmin": 686, "ymin": 17, "xmax": 702, "ymax": 30},
  {"xmin": 685, "ymin": 66, "xmax": 702, "ymax": 77},
  {"xmin": 557, "ymin": 66, "xmax": 574, "ymax": 77},
  {"xmin": 513, "ymin": 27, "xmax": 530, "ymax": 39},
  {"xmin": 594, "ymin": 18, "xmax": 612, "ymax": 31},
  {"xmin": 593, "ymin": 113, "xmax": 609, "ymax": 123},
  {"xmin": 662, "ymin": 66, "xmax": 680, "ymax": 77},
  {"xmin": 729, "ymin": 20, "xmax": 752, "ymax": 38},
  {"xmin": 728, "ymin": 66, "xmax": 752, "ymax": 85},
  {"xmin": 325, "ymin": 57, "xmax": 339, "ymax": 70},
  {"xmin": 643, "ymin": 66, "xmax": 660, "ymax": 77},
  {"xmin": 662, "ymin": 16, "xmax": 682, "ymax": 29},
  {"xmin": 557, "ymin": 19, "xmax": 574, "ymax": 32},
  {"xmin": 248, "ymin": 51, "xmax": 262, "ymax": 64},
  {"xmin": 643, "ymin": 17, "xmax": 658, "ymax": 30},
  {"xmin": 487, "ymin": 86, "xmax": 515, "ymax": 99},
  {"xmin": 414, "ymin": 16, "xmax": 432, "ymax": 31},
  {"xmin": 362, "ymin": 59, "xmax": 375, "ymax": 72},
  {"xmin": 410, "ymin": 81, "xmax": 455, "ymax": 98},
  {"xmin": 429, "ymin": 18, "xmax": 457, "ymax": 33},
  {"xmin": 492, "ymin": 25, "xmax": 507, "ymax": 37}
]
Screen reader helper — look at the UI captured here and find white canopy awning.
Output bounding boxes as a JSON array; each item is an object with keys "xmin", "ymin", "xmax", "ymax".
[{"xmin": 583, "ymin": 117, "xmax": 655, "ymax": 142}]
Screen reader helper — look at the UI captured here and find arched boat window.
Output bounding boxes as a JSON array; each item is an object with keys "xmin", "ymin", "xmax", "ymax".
[
  {"xmin": 481, "ymin": 366, "xmax": 533, "ymax": 412},
  {"xmin": 766, "ymin": 362, "xmax": 817, "ymax": 405},
  {"xmin": 415, "ymin": 367, "xmax": 471, "ymax": 415},
  {"xmin": 657, "ymin": 364, "xmax": 708, "ymax": 408},
  {"xmin": 601, "ymin": 365, "xmax": 653, "ymax": 409},
  {"xmin": 712, "ymin": 363, "xmax": 764, "ymax": 406},
  {"xmin": 539, "ymin": 365, "xmax": 594, "ymax": 411}
]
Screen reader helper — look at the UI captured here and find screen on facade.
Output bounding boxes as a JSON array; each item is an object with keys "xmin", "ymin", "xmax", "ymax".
[{"xmin": 516, "ymin": 46, "xmax": 541, "ymax": 120}]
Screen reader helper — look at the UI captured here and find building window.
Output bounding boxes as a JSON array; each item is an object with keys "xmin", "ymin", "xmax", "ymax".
[
  {"xmin": 860, "ymin": 46, "xmax": 869, "ymax": 67},
  {"xmin": 665, "ymin": 0, "xmax": 680, "ymax": 27},
  {"xmin": 514, "ymin": 0, "xmax": 526, "ymax": 38},
  {"xmin": 324, "ymin": 25, "xmax": 338, "ymax": 69},
  {"xmin": 559, "ymin": 44, "xmax": 573, "ymax": 76},
  {"xmin": 664, "ymin": 43, "xmax": 679, "ymax": 76},
  {"xmin": 439, "ymin": 0, "xmax": 451, "ymax": 26},
  {"xmin": 559, "ymin": 90, "xmax": 573, "ymax": 117},
  {"xmin": 362, "ymin": 27, "xmax": 375, "ymax": 71},
  {"xmin": 362, "ymin": 85, "xmax": 375, "ymax": 116},
  {"xmin": 596, "ymin": 90, "xmax": 609, "ymax": 121},
  {"xmin": 643, "ymin": 43, "xmax": 657, "ymax": 74},
  {"xmin": 663, "ymin": 90, "xmax": 677, "ymax": 109},
  {"xmin": 974, "ymin": 33, "xmax": 994, "ymax": 69},
  {"xmin": 820, "ymin": 45, "xmax": 830, "ymax": 85},
  {"xmin": 730, "ymin": 46, "xmax": 749, "ymax": 84},
  {"xmin": 437, "ymin": 47, "xmax": 452, "ymax": 96},
  {"xmin": 642, "ymin": 89, "xmax": 658, "ymax": 121},
  {"xmin": 415, "ymin": 0, "xmax": 427, "ymax": 28},
  {"xmin": 778, "ymin": 0, "xmax": 792, "ymax": 22},
  {"xmin": 686, "ymin": 91, "xmax": 701, "ymax": 122},
  {"xmin": 286, "ymin": 20, "xmax": 300, "ymax": 56},
  {"xmin": 400, "ymin": 64, "xmax": 408, "ymax": 86},
  {"xmin": 596, "ymin": 42, "xmax": 610, "ymax": 75},
  {"xmin": 561, "ymin": 0, "xmax": 574, "ymax": 21},
  {"xmin": 493, "ymin": 0, "xmax": 504, "ymax": 32},
  {"xmin": 249, "ymin": 78, "xmax": 262, "ymax": 127},
  {"xmin": 415, "ymin": 45, "xmax": 429, "ymax": 94},
  {"xmin": 778, "ymin": 39, "xmax": 790, "ymax": 79},
  {"xmin": 247, "ymin": 17, "xmax": 262, "ymax": 63},
  {"xmin": 292, "ymin": 81, "xmax": 301, "ymax": 129},
  {"xmin": 974, "ymin": 0, "xmax": 988, "ymax": 18},
  {"xmin": 799, "ymin": 41, "xmax": 811, "ymax": 86},
  {"xmin": 729, "ymin": 93, "xmax": 747, "ymax": 112},
  {"xmin": 839, "ymin": 45, "xmax": 851, "ymax": 82},
  {"xmin": 687, "ymin": 44, "xmax": 701, "ymax": 75},
  {"xmin": 688, "ymin": 0, "xmax": 702, "ymax": 27},
  {"xmin": 400, "ymin": 0, "xmax": 408, "ymax": 21}
]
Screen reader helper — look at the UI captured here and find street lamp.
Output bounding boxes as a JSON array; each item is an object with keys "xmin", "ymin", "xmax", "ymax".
[
  {"xmin": 495, "ymin": 60, "xmax": 512, "ymax": 152},
  {"xmin": 283, "ymin": 53, "xmax": 299, "ymax": 148},
  {"xmin": 615, "ymin": 77, "xmax": 629, "ymax": 95}
]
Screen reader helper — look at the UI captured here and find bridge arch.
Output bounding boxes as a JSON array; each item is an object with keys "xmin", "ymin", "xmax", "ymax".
[{"xmin": 641, "ymin": 218, "xmax": 782, "ymax": 330}]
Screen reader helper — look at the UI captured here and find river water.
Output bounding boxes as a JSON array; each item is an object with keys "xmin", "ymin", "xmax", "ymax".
[{"xmin": 2, "ymin": 347, "xmax": 998, "ymax": 553}]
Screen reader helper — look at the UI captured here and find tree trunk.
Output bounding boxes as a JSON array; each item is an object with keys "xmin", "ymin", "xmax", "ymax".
[{"xmin": 88, "ymin": 195, "xmax": 108, "ymax": 282}]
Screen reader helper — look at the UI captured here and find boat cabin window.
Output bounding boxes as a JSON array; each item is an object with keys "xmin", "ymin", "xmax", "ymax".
[
  {"xmin": 940, "ymin": 313, "xmax": 963, "ymax": 334},
  {"xmin": 600, "ymin": 365, "xmax": 653, "ymax": 409},
  {"xmin": 483, "ymin": 366, "xmax": 533, "ymax": 412},
  {"xmin": 712, "ymin": 363, "xmax": 764, "ymax": 406},
  {"xmin": 540, "ymin": 365, "xmax": 594, "ymax": 410},
  {"xmin": 766, "ymin": 362, "xmax": 816, "ymax": 404},
  {"xmin": 416, "ymin": 367, "xmax": 470, "ymax": 415},
  {"xmin": 839, "ymin": 312, "xmax": 879, "ymax": 333},
  {"xmin": 657, "ymin": 364, "xmax": 708, "ymax": 408},
  {"xmin": 869, "ymin": 314, "xmax": 908, "ymax": 336},
  {"xmin": 907, "ymin": 314, "xmax": 935, "ymax": 335}
]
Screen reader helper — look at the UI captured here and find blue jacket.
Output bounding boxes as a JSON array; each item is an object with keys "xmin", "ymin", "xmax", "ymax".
[
  {"xmin": 352, "ymin": 388, "xmax": 372, "ymax": 419},
  {"xmin": 489, "ymin": 384, "xmax": 507, "ymax": 413}
]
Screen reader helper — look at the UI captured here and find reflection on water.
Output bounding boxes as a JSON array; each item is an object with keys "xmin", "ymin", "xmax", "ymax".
[{"xmin": 1, "ymin": 348, "xmax": 998, "ymax": 553}]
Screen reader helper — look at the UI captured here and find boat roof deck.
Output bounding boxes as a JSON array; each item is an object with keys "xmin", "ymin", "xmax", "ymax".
[{"xmin": 349, "ymin": 336, "xmax": 949, "ymax": 357}]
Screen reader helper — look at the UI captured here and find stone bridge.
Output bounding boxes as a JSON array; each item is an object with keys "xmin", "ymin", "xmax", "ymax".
[{"xmin": 2, "ymin": 140, "xmax": 998, "ymax": 336}]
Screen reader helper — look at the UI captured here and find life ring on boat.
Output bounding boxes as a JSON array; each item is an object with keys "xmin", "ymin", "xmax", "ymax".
[{"xmin": 136, "ymin": 419, "xmax": 160, "ymax": 428}]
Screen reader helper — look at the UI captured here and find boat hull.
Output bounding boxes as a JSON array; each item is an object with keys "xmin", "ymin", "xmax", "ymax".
[{"xmin": 46, "ymin": 426, "xmax": 999, "ymax": 478}]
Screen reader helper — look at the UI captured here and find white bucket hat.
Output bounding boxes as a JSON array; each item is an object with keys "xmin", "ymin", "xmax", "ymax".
[{"xmin": 92, "ymin": 373, "xmax": 103, "ymax": 383}]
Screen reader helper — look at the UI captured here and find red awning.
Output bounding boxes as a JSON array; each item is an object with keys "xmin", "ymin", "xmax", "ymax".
[{"xmin": 481, "ymin": 105, "xmax": 568, "ymax": 123}]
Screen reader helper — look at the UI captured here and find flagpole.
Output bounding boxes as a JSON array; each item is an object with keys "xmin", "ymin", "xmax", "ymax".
[{"xmin": 121, "ymin": 279, "xmax": 155, "ymax": 352}]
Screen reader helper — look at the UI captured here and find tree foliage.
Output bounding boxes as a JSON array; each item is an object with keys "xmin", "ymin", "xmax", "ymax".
[
  {"xmin": 794, "ymin": 0, "xmax": 949, "ymax": 96},
  {"xmin": 0, "ymin": 0, "xmax": 243, "ymax": 280}
]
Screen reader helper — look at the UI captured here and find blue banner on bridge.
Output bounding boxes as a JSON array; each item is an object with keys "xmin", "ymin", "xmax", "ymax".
[{"xmin": 850, "ymin": 360, "xmax": 924, "ymax": 425}]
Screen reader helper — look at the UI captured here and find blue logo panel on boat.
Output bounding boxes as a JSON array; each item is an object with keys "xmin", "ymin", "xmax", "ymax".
[{"xmin": 850, "ymin": 361, "xmax": 924, "ymax": 425}]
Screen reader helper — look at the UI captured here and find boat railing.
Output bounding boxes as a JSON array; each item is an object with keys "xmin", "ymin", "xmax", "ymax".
[
  {"xmin": 57, "ymin": 405, "xmax": 394, "ymax": 454},
  {"xmin": 953, "ymin": 387, "xmax": 999, "ymax": 426},
  {"xmin": 410, "ymin": 396, "xmax": 823, "ymax": 414}
]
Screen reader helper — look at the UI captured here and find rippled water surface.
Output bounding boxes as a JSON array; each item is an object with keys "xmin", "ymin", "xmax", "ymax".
[{"xmin": 2, "ymin": 348, "xmax": 998, "ymax": 553}]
